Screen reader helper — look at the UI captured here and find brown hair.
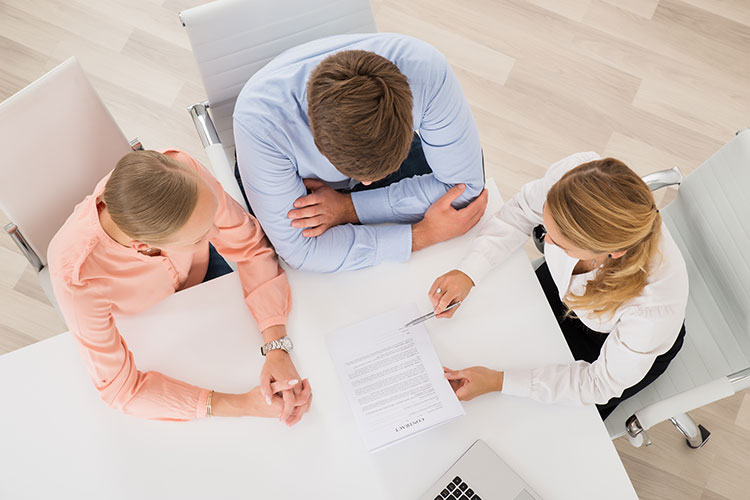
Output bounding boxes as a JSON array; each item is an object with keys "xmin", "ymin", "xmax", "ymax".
[
  {"xmin": 102, "ymin": 150, "xmax": 200, "ymax": 244},
  {"xmin": 307, "ymin": 50, "xmax": 414, "ymax": 180},
  {"xmin": 546, "ymin": 158, "xmax": 662, "ymax": 319}
]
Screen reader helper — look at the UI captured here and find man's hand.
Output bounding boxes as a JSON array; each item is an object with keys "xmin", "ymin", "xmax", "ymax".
[
  {"xmin": 288, "ymin": 178, "xmax": 359, "ymax": 237},
  {"xmin": 429, "ymin": 270, "xmax": 475, "ymax": 318},
  {"xmin": 443, "ymin": 366, "xmax": 504, "ymax": 401},
  {"xmin": 412, "ymin": 184, "xmax": 488, "ymax": 251}
]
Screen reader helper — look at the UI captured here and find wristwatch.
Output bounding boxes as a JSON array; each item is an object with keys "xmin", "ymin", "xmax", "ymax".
[{"xmin": 260, "ymin": 336, "xmax": 293, "ymax": 356}]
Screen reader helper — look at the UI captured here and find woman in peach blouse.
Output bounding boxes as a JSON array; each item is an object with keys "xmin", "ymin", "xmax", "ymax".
[{"xmin": 48, "ymin": 149, "xmax": 311, "ymax": 424}]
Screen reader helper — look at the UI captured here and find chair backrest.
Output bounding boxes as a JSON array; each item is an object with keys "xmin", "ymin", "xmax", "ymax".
[
  {"xmin": 180, "ymin": 0, "xmax": 377, "ymax": 156},
  {"xmin": 0, "ymin": 58, "xmax": 132, "ymax": 267},
  {"xmin": 662, "ymin": 129, "xmax": 750, "ymax": 375},
  {"xmin": 604, "ymin": 129, "xmax": 750, "ymax": 437}
]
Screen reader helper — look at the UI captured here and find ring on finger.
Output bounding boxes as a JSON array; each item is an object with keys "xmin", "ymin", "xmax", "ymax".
[{"xmin": 436, "ymin": 288, "xmax": 442, "ymax": 294}]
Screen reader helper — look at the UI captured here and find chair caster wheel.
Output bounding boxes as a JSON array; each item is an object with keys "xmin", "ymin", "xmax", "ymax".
[{"xmin": 686, "ymin": 424, "xmax": 710, "ymax": 449}]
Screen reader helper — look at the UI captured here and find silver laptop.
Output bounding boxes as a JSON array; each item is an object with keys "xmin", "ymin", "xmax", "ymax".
[{"xmin": 420, "ymin": 440, "xmax": 542, "ymax": 500}]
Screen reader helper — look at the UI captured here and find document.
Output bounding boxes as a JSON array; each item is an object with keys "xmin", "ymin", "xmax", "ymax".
[{"xmin": 327, "ymin": 304, "xmax": 464, "ymax": 452}]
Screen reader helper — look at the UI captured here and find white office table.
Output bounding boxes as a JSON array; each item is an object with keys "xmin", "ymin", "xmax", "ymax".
[{"xmin": 0, "ymin": 186, "xmax": 636, "ymax": 500}]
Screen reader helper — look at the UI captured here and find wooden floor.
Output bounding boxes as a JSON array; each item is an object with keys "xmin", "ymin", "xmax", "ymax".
[{"xmin": 1, "ymin": 0, "xmax": 750, "ymax": 497}]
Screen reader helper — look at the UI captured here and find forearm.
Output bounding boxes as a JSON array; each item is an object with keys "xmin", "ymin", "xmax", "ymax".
[
  {"xmin": 262, "ymin": 324, "xmax": 286, "ymax": 343},
  {"xmin": 411, "ymin": 220, "xmax": 433, "ymax": 252},
  {"xmin": 352, "ymin": 173, "xmax": 482, "ymax": 225},
  {"xmin": 100, "ymin": 370, "xmax": 210, "ymax": 420},
  {"xmin": 280, "ymin": 223, "xmax": 411, "ymax": 272},
  {"xmin": 211, "ymin": 391, "xmax": 257, "ymax": 417},
  {"xmin": 240, "ymin": 270, "xmax": 291, "ymax": 332},
  {"xmin": 340, "ymin": 192, "xmax": 359, "ymax": 224}
]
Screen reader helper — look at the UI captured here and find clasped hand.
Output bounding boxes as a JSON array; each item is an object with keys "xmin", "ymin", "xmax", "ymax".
[{"xmin": 260, "ymin": 350, "xmax": 312, "ymax": 427}]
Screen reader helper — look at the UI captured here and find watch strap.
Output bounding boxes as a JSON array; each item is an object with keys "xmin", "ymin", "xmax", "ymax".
[{"xmin": 261, "ymin": 337, "xmax": 289, "ymax": 356}]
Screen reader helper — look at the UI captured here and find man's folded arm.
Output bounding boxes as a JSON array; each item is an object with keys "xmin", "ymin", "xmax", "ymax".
[
  {"xmin": 235, "ymin": 122, "xmax": 412, "ymax": 272},
  {"xmin": 350, "ymin": 50, "xmax": 484, "ymax": 225}
]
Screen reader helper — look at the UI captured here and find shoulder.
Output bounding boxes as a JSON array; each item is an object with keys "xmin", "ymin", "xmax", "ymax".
[
  {"xmin": 161, "ymin": 149, "xmax": 203, "ymax": 174},
  {"xmin": 523, "ymin": 152, "xmax": 601, "ymax": 197},
  {"xmin": 546, "ymin": 152, "xmax": 601, "ymax": 180},
  {"xmin": 48, "ymin": 182, "xmax": 116, "ymax": 293},
  {"xmin": 613, "ymin": 233, "xmax": 689, "ymax": 352},
  {"xmin": 375, "ymin": 33, "xmax": 445, "ymax": 60},
  {"xmin": 48, "ymin": 222, "xmax": 107, "ymax": 292},
  {"xmin": 374, "ymin": 33, "xmax": 448, "ymax": 84},
  {"xmin": 644, "ymin": 224, "xmax": 689, "ymax": 301},
  {"xmin": 614, "ymin": 302, "xmax": 684, "ymax": 354}
]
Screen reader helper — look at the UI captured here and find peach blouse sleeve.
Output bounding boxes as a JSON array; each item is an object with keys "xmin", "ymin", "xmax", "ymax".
[
  {"xmin": 52, "ymin": 272, "xmax": 211, "ymax": 421},
  {"xmin": 173, "ymin": 151, "xmax": 292, "ymax": 332}
]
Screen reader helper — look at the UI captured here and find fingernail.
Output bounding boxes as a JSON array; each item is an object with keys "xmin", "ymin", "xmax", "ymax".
[
  {"xmin": 265, "ymin": 395, "xmax": 272, "ymax": 406},
  {"xmin": 288, "ymin": 379, "xmax": 299, "ymax": 386}
]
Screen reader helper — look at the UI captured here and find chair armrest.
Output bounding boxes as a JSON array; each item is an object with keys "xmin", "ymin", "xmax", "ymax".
[
  {"xmin": 4, "ymin": 222, "xmax": 43, "ymax": 271},
  {"xmin": 631, "ymin": 375, "xmax": 737, "ymax": 434},
  {"xmin": 187, "ymin": 102, "xmax": 249, "ymax": 211},
  {"xmin": 642, "ymin": 166, "xmax": 684, "ymax": 191},
  {"xmin": 188, "ymin": 101, "xmax": 221, "ymax": 148},
  {"xmin": 205, "ymin": 143, "xmax": 248, "ymax": 211},
  {"xmin": 729, "ymin": 366, "xmax": 750, "ymax": 392},
  {"xmin": 129, "ymin": 138, "xmax": 144, "ymax": 151}
]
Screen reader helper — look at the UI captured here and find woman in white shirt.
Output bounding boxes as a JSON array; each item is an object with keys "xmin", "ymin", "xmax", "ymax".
[{"xmin": 429, "ymin": 152, "xmax": 688, "ymax": 419}]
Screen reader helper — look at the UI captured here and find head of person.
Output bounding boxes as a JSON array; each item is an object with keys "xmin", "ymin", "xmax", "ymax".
[
  {"xmin": 101, "ymin": 150, "xmax": 218, "ymax": 251},
  {"xmin": 306, "ymin": 50, "xmax": 414, "ymax": 185},
  {"xmin": 543, "ymin": 158, "xmax": 662, "ymax": 318}
]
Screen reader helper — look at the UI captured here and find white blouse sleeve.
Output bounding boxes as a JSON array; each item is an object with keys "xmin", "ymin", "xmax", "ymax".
[
  {"xmin": 458, "ymin": 152, "xmax": 601, "ymax": 284},
  {"xmin": 502, "ymin": 304, "xmax": 685, "ymax": 405}
]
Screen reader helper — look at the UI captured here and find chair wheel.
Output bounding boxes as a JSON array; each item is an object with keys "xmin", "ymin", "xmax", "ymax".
[{"xmin": 686, "ymin": 424, "xmax": 710, "ymax": 449}]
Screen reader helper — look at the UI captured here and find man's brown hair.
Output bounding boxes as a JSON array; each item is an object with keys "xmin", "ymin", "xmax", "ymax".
[{"xmin": 307, "ymin": 50, "xmax": 414, "ymax": 180}]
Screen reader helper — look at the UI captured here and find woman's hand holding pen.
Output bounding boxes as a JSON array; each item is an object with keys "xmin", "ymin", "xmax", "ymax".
[{"xmin": 429, "ymin": 270, "xmax": 475, "ymax": 318}]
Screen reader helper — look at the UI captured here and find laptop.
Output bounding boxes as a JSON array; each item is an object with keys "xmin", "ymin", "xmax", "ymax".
[{"xmin": 419, "ymin": 440, "xmax": 542, "ymax": 500}]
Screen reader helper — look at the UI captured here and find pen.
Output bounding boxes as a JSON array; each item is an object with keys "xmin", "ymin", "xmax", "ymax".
[{"xmin": 402, "ymin": 301, "xmax": 463, "ymax": 328}]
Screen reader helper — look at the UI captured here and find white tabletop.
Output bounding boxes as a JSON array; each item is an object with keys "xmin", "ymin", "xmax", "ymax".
[{"xmin": 0, "ymin": 185, "xmax": 636, "ymax": 500}]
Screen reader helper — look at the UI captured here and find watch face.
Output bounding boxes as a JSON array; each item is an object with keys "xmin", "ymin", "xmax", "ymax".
[{"xmin": 281, "ymin": 337, "xmax": 293, "ymax": 350}]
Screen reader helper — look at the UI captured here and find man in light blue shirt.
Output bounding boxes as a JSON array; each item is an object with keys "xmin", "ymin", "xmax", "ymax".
[{"xmin": 234, "ymin": 33, "xmax": 487, "ymax": 272}]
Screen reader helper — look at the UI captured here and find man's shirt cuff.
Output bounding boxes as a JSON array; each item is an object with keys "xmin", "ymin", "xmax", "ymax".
[
  {"xmin": 351, "ymin": 188, "xmax": 394, "ymax": 225},
  {"xmin": 374, "ymin": 224, "xmax": 412, "ymax": 263}
]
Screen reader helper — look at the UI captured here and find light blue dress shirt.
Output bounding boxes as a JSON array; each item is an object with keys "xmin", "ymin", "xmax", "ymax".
[{"xmin": 234, "ymin": 33, "xmax": 484, "ymax": 272}]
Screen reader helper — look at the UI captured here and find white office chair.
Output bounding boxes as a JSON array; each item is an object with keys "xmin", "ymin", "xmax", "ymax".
[
  {"xmin": 602, "ymin": 129, "xmax": 750, "ymax": 448},
  {"xmin": 0, "ymin": 58, "xmax": 139, "ymax": 310},
  {"xmin": 179, "ymin": 0, "xmax": 377, "ymax": 210},
  {"xmin": 533, "ymin": 131, "xmax": 750, "ymax": 447}
]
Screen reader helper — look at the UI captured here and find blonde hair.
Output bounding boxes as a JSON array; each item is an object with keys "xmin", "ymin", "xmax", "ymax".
[
  {"xmin": 102, "ymin": 150, "xmax": 199, "ymax": 244},
  {"xmin": 546, "ymin": 158, "xmax": 662, "ymax": 319}
]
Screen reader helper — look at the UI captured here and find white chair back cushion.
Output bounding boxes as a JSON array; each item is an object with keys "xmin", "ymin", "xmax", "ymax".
[
  {"xmin": 180, "ymin": 0, "xmax": 376, "ymax": 158},
  {"xmin": 605, "ymin": 129, "xmax": 750, "ymax": 436},
  {"xmin": 0, "ymin": 58, "xmax": 132, "ymax": 266}
]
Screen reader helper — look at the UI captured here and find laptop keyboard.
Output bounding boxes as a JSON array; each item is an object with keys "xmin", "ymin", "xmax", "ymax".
[{"xmin": 434, "ymin": 476, "xmax": 482, "ymax": 500}]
